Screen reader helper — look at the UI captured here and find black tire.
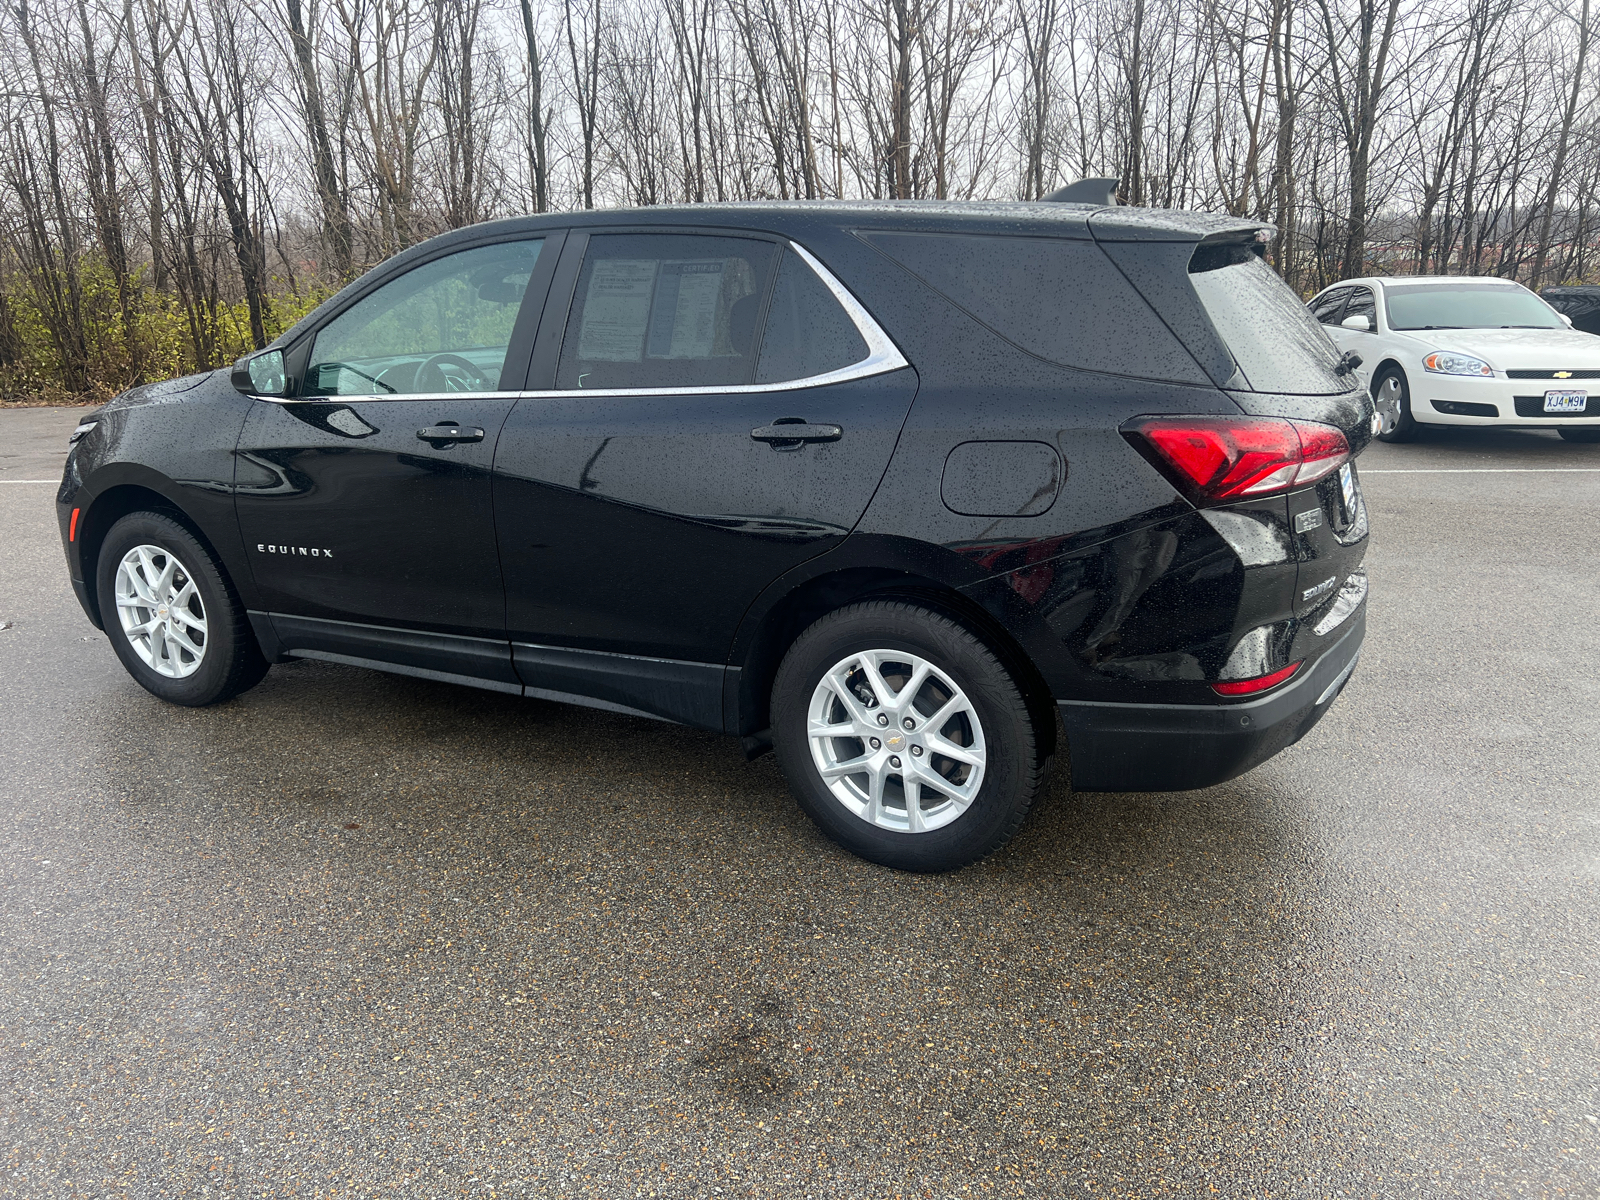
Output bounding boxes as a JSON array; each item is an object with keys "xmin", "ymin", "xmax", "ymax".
[
  {"xmin": 1558, "ymin": 426, "xmax": 1600, "ymax": 443},
  {"xmin": 95, "ymin": 511, "xmax": 269, "ymax": 706},
  {"xmin": 1373, "ymin": 365, "xmax": 1422, "ymax": 442},
  {"xmin": 771, "ymin": 600, "xmax": 1047, "ymax": 873}
]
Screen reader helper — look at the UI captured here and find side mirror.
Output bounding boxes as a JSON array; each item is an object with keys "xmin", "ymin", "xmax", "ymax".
[
  {"xmin": 1560, "ymin": 313, "xmax": 1574, "ymax": 327},
  {"xmin": 1341, "ymin": 313, "xmax": 1374, "ymax": 332},
  {"xmin": 232, "ymin": 349, "xmax": 287, "ymax": 397}
]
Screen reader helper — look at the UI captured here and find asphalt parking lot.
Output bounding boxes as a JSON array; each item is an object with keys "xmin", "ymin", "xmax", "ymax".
[{"xmin": 3, "ymin": 405, "xmax": 1598, "ymax": 1198}]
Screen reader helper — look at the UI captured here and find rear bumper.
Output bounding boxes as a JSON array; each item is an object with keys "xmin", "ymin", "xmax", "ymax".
[{"xmin": 1059, "ymin": 613, "xmax": 1364, "ymax": 792}]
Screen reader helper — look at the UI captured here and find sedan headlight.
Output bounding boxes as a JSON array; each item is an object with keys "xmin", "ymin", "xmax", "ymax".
[{"xmin": 1423, "ymin": 351, "xmax": 1494, "ymax": 377}]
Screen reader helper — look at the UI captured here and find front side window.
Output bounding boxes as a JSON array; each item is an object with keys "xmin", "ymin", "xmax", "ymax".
[
  {"xmin": 1384, "ymin": 283, "xmax": 1564, "ymax": 331},
  {"xmin": 1343, "ymin": 287, "xmax": 1376, "ymax": 327},
  {"xmin": 305, "ymin": 239, "xmax": 544, "ymax": 397},
  {"xmin": 557, "ymin": 234, "xmax": 779, "ymax": 390},
  {"xmin": 1310, "ymin": 288, "xmax": 1351, "ymax": 325}
]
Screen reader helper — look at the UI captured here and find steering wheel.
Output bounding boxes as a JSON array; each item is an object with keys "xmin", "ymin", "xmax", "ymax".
[{"xmin": 416, "ymin": 352, "xmax": 493, "ymax": 393}]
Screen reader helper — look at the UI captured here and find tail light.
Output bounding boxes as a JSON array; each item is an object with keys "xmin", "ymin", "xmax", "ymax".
[
  {"xmin": 1212, "ymin": 661, "xmax": 1301, "ymax": 696},
  {"xmin": 1122, "ymin": 415, "xmax": 1350, "ymax": 505}
]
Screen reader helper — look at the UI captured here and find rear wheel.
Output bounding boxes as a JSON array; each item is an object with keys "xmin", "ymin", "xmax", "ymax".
[
  {"xmin": 96, "ymin": 511, "xmax": 268, "ymax": 706},
  {"xmin": 1558, "ymin": 426, "xmax": 1600, "ymax": 443},
  {"xmin": 771, "ymin": 600, "xmax": 1047, "ymax": 872},
  {"xmin": 1373, "ymin": 366, "xmax": 1422, "ymax": 442}
]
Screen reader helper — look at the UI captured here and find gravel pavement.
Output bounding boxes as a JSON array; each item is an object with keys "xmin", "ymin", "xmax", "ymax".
[{"xmin": 2, "ymin": 404, "xmax": 1598, "ymax": 1198}]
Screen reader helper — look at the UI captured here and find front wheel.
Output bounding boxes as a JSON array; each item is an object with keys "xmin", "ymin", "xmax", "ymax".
[
  {"xmin": 1373, "ymin": 366, "xmax": 1422, "ymax": 442},
  {"xmin": 771, "ymin": 600, "xmax": 1048, "ymax": 872},
  {"xmin": 96, "ymin": 511, "xmax": 269, "ymax": 706},
  {"xmin": 1558, "ymin": 426, "xmax": 1600, "ymax": 443}
]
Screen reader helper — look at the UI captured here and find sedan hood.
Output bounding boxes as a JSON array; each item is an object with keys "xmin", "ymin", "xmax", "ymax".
[{"xmin": 1418, "ymin": 326, "xmax": 1600, "ymax": 368}]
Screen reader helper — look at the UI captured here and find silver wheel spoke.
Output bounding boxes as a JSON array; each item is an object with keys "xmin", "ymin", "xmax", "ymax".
[
  {"xmin": 819, "ymin": 751, "xmax": 876, "ymax": 779},
  {"xmin": 165, "ymin": 624, "xmax": 204, "ymax": 658},
  {"xmin": 808, "ymin": 719, "xmax": 856, "ymax": 739},
  {"xmin": 894, "ymin": 661, "xmax": 931, "ymax": 711},
  {"xmin": 824, "ymin": 674, "xmax": 877, "ymax": 727},
  {"xmin": 858, "ymin": 653, "xmax": 896, "ymax": 709},
  {"xmin": 927, "ymin": 733, "xmax": 983, "ymax": 768},
  {"xmin": 862, "ymin": 763, "xmax": 886, "ymax": 826},
  {"xmin": 173, "ymin": 608, "xmax": 207, "ymax": 635},
  {"xmin": 806, "ymin": 646, "xmax": 986, "ymax": 835}
]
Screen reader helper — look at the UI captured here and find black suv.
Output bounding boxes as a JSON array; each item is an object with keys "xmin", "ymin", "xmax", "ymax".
[{"xmin": 58, "ymin": 201, "xmax": 1371, "ymax": 872}]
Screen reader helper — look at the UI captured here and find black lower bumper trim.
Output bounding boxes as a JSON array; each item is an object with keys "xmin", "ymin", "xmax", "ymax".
[{"xmin": 1059, "ymin": 613, "xmax": 1364, "ymax": 792}]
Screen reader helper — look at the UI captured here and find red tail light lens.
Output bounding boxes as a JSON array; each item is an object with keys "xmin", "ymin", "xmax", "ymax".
[
  {"xmin": 1211, "ymin": 661, "xmax": 1302, "ymax": 696},
  {"xmin": 1122, "ymin": 416, "xmax": 1350, "ymax": 504}
]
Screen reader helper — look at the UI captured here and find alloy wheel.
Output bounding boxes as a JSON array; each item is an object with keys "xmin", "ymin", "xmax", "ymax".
[
  {"xmin": 114, "ymin": 544, "xmax": 208, "ymax": 679},
  {"xmin": 806, "ymin": 648, "xmax": 987, "ymax": 833}
]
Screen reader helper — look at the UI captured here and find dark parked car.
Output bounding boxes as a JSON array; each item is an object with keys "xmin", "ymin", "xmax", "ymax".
[
  {"xmin": 58, "ymin": 201, "xmax": 1372, "ymax": 872},
  {"xmin": 1541, "ymin": 284, "xmax": 1600, "ymax": 336}
]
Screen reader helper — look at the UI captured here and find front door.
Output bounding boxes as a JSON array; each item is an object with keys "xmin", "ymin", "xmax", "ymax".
[
  {"xmin": 492, "ymin": 231, "xmax": 917, "ymax": 726},
  {"xmin": 235, "ymin": 234, "xmax": 556, "ymax": 686}
]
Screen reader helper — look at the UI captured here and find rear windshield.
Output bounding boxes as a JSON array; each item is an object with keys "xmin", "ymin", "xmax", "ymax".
[
  {"xmin": 1187, "ymin": 243, "xmax": 1346, "ymax": 394},
  {"xmin": 1384, "ymin": 283, "xmax": 1562, "ymax": 330}
]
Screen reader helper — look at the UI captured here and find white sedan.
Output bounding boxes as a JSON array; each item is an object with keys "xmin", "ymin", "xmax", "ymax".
[{"xmin": 1307, "ymin": 275, "xmax": 1600, "ymax": 443}]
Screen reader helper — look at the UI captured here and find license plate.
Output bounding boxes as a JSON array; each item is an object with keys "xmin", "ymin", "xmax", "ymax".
[
  {"xmin": 1338, "ymin": 461, "xmax": 1357, "ymax": 515},
  {"xmin": 1545, "ymin": 389, "xmax": 1587, "ymax": 413}
]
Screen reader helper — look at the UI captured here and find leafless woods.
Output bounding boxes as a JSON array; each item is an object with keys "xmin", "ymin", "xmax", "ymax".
[{"xmin": 1, "ymin": 0, "xmax": 1597, "ymax": 398}]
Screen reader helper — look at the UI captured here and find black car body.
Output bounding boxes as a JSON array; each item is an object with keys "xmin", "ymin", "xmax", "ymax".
[{"xmin": 59, "ymin": 201, "xmax": 1372, "ymax": 870}]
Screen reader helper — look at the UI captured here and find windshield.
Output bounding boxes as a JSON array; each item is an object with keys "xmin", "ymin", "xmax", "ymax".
[
  {"xmin": 1187, "ymin": 243, "xmax": 1347, "ymax": 394},
  {"xmin": 1384, "ymin": 283, "xmax": 1562, "ymax": 331}
]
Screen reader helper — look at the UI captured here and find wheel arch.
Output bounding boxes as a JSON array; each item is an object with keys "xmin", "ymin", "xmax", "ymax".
[
  {"xmin": 727, "ymin": 565, "xmax": 1058, "ymax": 759},
  {"xmin": 75, "ymin": 477, "xmax": 229, "ymax": 630},
  {"xmin": 1370, "ymin": 357, "xmax": 1409, "ymax": 389}
]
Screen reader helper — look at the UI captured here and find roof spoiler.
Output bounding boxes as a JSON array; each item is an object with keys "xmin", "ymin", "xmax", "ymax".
[{"xmin": 1042, "ymin": 177, "xmax": 1120, "ymax": 206}]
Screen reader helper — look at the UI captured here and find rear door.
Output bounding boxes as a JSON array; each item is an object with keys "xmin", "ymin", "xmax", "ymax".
[
  {"xmin": 235, "ymin": 233, "xmax": 559, "ymax": 687},
  {"xmin": 491, "ymin": 229, "xmax": 917, "ymax": 726}
]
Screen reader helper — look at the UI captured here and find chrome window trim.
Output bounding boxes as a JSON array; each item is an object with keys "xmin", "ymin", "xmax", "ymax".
[{"xmin": 257, "ymin": 238, "xmax": 908, "ymax": 404}]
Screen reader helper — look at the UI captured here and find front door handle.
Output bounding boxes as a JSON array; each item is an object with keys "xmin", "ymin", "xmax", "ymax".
[
  {"xmin": 750, "ymin": 421, "xmax": 843, "ymax": 449},
  {"xmin": 417, "ymin": 425, "xmax": 484, "ymax": 444}
]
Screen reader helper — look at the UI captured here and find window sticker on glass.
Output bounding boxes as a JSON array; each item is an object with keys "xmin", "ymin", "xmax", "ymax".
[
  {"xmin": 648, "ymin": 261, "xmax": 725, "ymax": 358},
  {"xmin": 578, "ymin": 259, "xmax": 658, "ymax": 362}
]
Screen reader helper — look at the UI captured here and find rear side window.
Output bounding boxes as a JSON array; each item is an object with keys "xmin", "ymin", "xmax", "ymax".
[
  {"xmin": 860, "ymin": 231, "xmax": 1205, "ymax": 383},
  {"xmin": 557, "ymin": 234, "xmax": 778, "ymax": 390},
  {"xmin": 1186, "ymin": 243, "xmax": 1345, "ymax": 394},
  {"xmin": 756, "ymin": 250, "xmax": 869, "ymax": 383}
]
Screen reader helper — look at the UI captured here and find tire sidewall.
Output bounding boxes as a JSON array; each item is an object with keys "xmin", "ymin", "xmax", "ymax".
[
  {"xmin": 772, "ymin": 605, "xmax": 1036, "ymax": 872},
  {"xmin": 96, "ymin": 513, "xmax": 242, "ymax": 706}
]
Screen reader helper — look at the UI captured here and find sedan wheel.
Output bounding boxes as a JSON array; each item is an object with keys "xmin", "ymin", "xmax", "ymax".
[{"xmin": 1373, "ymin": 367, "xmax": 1420, "ymax": 442}]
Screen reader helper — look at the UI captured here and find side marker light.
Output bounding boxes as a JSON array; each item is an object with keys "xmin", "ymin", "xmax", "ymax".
[{"xmin": 69, "ymin": 507, "xmax": 80, "ymax": 542}]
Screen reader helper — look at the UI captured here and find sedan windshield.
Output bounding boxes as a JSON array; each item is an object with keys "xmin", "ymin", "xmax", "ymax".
[{"xmin": 1384, "ymin": 283, "xmax": 1563, "ymax": 331}]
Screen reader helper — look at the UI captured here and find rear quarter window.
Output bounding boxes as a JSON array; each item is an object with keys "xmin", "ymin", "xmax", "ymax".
[
  {"xmin": 859, "ymin": 230, "xmax": 1207, "ymax": 384},
  {"xmin": 1186, "ymin": 244, "xmax": 1346, "ymax": 394}
]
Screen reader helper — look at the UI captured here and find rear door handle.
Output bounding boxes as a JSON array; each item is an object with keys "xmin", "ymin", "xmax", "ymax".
[
  {"xmin": 417, "ymin": 425, "xmax": 484, "ymax": 444},
  {"xmin": 750, "ymin": 422, "xmax": 842, "ymax": 447}
]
